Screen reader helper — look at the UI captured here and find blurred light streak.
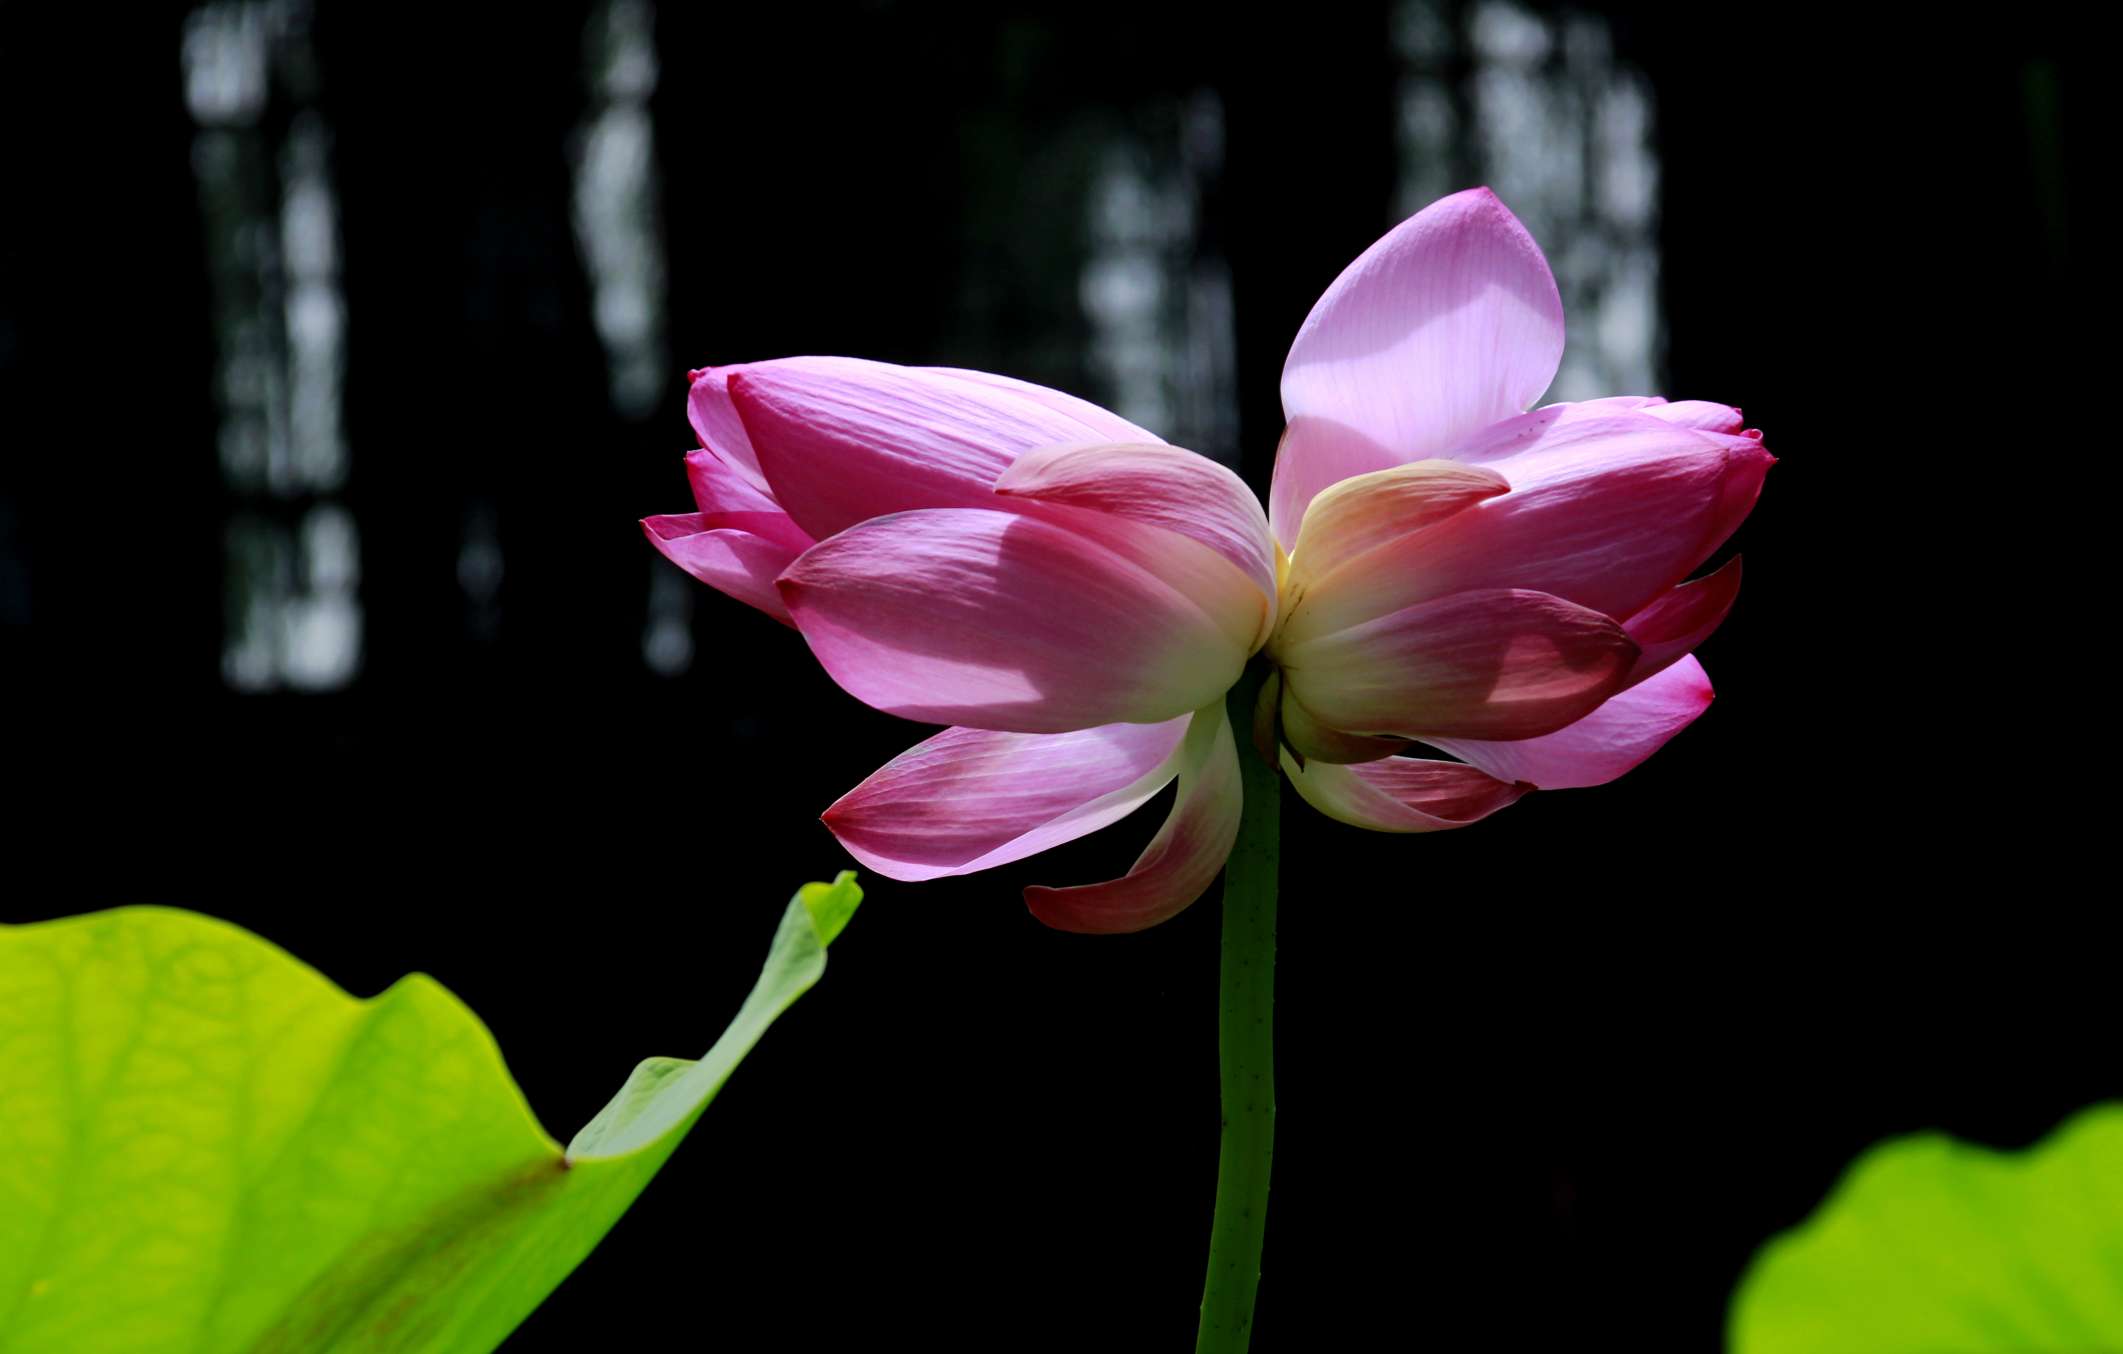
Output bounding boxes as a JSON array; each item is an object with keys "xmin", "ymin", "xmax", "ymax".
[
  {"xmin": 185, "ymin": 0, "xmax": 360, "ymax": 691},
  {"xmin": 1082, "ymin": 91, "xmax": 1239, "ymax": 465},
  {"xmin": 1398, "ymin": 0, "xmax": 1662, "ymax": 403}
]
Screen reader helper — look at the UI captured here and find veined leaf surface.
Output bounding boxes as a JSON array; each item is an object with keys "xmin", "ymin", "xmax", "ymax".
[{"xmin": 0, "ymin": 875, "xmax": 862, "ymax": 1352}]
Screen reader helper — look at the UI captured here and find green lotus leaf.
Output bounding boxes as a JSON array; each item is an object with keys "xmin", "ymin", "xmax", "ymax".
[
  {"xmin": 1729, "ymin": 1104, "xmax": 2123, "ymax": 1352},
  {"xmin": 0, "ymin": 874, "xmax": 862, "ymax": 1353}
]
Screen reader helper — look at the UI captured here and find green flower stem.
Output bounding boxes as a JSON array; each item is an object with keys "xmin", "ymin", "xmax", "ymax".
[{"xmin": 1196, "ymin": 665, "xmax": 1280, "ymax": 1354}]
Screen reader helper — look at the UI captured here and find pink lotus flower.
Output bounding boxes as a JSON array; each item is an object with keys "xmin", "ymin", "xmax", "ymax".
[{"xmin": 644, "ymin": 188, "xmax": 1770, "ymax": 933}]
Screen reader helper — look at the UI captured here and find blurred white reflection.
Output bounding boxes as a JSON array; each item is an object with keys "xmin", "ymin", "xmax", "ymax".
[
  {"xmin": 572, "ymin": 0, "xmax": 670, "ymax": 421},
  {"xmin": 186, "ymin": 0, "xmax": 360, "ymax": 691},
  {"xmin": 1398, "ymin": 0, "xmax": 1662, "ymax": 401},
  {"xmin": 1082, "ymin": 91, "xmax": 1238, "ymax": 464},
  {"xmin": 457, "ymin": 501, "xmax": 505, "ymax": 644},
  {"xmin": 642, "ymin": 565, "xmax": 693, "ymax": 677}
]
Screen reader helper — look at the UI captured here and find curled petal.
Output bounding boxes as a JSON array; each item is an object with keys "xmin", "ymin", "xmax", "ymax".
[
  {"xmin": 725, "ymin": 357, "xmax": 1156, "ymax": 540},
  {"xmin": 640, "ymin": 514, "xmax": 803, "ymax": 626},
  {"xmin": 1425, "ymin": 655, "xmax": 1714, "ymax": 789},
  {"xmin": 1273, "ymin": 187, "xmax": 1564, "ymax": 545},
  {"xmin": 823, "ymin": 718, "xmax": 1189, "ymax": 882},
  {"xmin": 779, "ymin": 508, "xmax": 1254, "ymax": 733},
  {"xmin": 1280, "ymin": 412, "xmax": 1769, "ymax": 644},
  {"xmin": 1286, "ymin": 458, "xmax": 1509, "ymax": 595},
  {"xmin": 997, "ymin": 441, "xmax": 1278, "ymax": 641},
  {"xmin": 1621, "ymin": 557, "xmax": 1742, "ymax": 687},
  {"xmin": 1026, "ymin": 703, "xmax": 1242, "ymax": 934},
  {"xmin": 685, "ymin": 365, "xmax": 769, "ymax": 492},
  {"xmin": 1281, "ymin": 751, "xmax": 1528, "ymax": 833},
  {"xmin": 1279, "ymin": 686, "xmax": 1406, "ymax": 765},
  {"xmin": 1279, "ymin": 587, "xmax": 1638, "ymax": 742},
  {"xmin": 683, "ymin": 449, "xmax": 814, "ymax": 554}
]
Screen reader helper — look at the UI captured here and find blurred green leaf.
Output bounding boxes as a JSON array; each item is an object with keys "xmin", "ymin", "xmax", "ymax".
[
  {"xmin": 1730, "ymin": 1105, "xmax": 2123, "ymax": 1352},
  {"xmin": 0, "ymin": 873, "xmax": 861, "ymax": 1353}
]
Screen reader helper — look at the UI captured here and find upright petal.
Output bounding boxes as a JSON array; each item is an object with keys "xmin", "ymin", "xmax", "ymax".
[
  {"xmin": 996, "ymin": 441, "xmax": 1279, "ymax": 637},
  {"xmin": 779, "ymin": 508, "xmax": 1255, "ymax": 733},
  {"xmin": 1272, "ymin": 187, "xmax": 1565, "ymax": 545},
  {"xmin": 1281, "ymin": 752, "xmax": 1528, "ymax": 832},
  {"xmin": 823, "ymin": 718, "xmax": 1189, "ymax": 881},
  {"xmin": 724, "ymin": 357, "xmax": 1158, "ymax": 540},
  {"xmin": 1026, "ymin": 703, "xmax": 1242, "ymax": 934},
  {"xmin": 1278, "ymin": 587, "xmax": 1638, "ymax": 742},
  {"xmin": 640, "ymin": 513, "xmax": 803, "ymax": 626},
  {"xmin": 1424, "ymin": 655, "xmax": 1714, "ymax": 789}
]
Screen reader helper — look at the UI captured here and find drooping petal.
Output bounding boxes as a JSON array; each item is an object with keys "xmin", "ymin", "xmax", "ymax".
[
  {"xmin": 1025, "ymin": 702, "xmax": 1242, "ymax": 934},
  {"xmin": 1278, "ymin": 587, "xmax": 1638, "ymax": 742},
  {"xmin": 683, "ymin": 449, "xmax": 815, "ymax": 554},
  {"xmin": 778, "ymin": 508, "xmax": 1255, "ymax": 733},
  {"xmin": 724, "ymin": 357, "xmax": 1158, "ymax": 540},
  {"xmin": 640, "ymin": 514, "xmax": 803, "ymax": 626},
  {"xmin": 1621, "ymin": 556, "xmax": 1742, "ymax": 687},
  {"xmin": 1285, "ymin": 458, "xmax": 1509, "ymax": 595},
  {"xmin": 1281, "ymin": 751, "xmax": 1528, "ymax": 832},
  {"xmin": 1425, "ymin": 655, "xmax": 1714, "ymax": 789},
  {"xmin": 822, "ymin": 718, "xmax": 1189, "ymax": 882},
  {"xmin": 996, "ymin": 441, "xmax": 1279, "ymax": 635},
  {"xmin": 1271, "ymin": 187, "xmax": 1565, "ymax": 545},
  {"xmin": 1278, "ymin": 412, "xmax": 1769, "ymax": 645}
]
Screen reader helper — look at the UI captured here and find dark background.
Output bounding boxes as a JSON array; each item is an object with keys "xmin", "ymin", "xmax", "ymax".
[{"xmin": 2, "ymin": 1, "xmax": 2092, "ymax": 1348}]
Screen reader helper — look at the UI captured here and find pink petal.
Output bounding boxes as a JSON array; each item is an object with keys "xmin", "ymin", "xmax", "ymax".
[
  {"xmin": 823, "ymin": 717, "xmax": 1189, "ymax": 882},
  {"xmin": 1281, "ymin": 751, "xmax": 1528, "ymax": 832},
  {"xmin": 725, "ymin": 357, "xmax": 1157, "ymax": 540},
  {"xmin": 683, "ymin": 449, "xmax": 814, "ymax": 554},
  {"xmin": 1271, "ymin": 187, "xmax": 1565, "ymax": 546},
  {"xmin": 996, "ymin": 441, "xmax": 1278, "ymax": 635},
  {"xmin": 1278, "ymin": 686, "xmax": 1407, "ymax": 765},
  {"xmin": 1025, "ymin": 703, "xmax": 1242, "ymax": 934},
  {"xmin": 1645, "ymin": 400, "xmax": 1747, "ymax": 434},
  {"xmin": 686, "ymin": 365, "xmax": 769, "ymax": 492},
  {"xmin": 778, "ymin": 508, "xmax": 1255, "ymax": 733},
  {"xmin": 1285, "ymin": 457, "xmax": 1510, "ymax": 595},
  {"xmin": 1462, "ymin": 399, "xmax": 1758, "ymax": 488},
  {"xmin": 1278, "ymin": 587, "xmax": 1638, "ymax": 741},
  {"xmin": 921, "ymin": 366, "xmax": 1161, "ymax": 444},
  {"xmin": 1621, "ymin": 556, "xmax": 1742, "ymax": 687},
  {"xmin": 641, "ymin": 513, "xmax": 802, "ymax": 626},
  {"xmin": 1279, "ymin": 411, "xmax": 1769, "ymax": 644},
  {"xmin": 1425, "ymin": 655, "xmax": 1714, "ymax": 789}
]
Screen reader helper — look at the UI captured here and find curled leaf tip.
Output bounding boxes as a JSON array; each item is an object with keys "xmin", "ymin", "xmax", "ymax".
[{"xmin": 799, "ymin": 871, "xmax": 863, "ymax": 946}]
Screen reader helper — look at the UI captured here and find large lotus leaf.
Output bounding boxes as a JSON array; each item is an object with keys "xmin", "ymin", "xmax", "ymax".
[
  {"xmin": 1729, "ymin": 1104, "xmax": 2123, "ymax": 1352},
  {"xmin": 0, "ymin": 874, "xmax": 862, "ymax": 1353}
]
